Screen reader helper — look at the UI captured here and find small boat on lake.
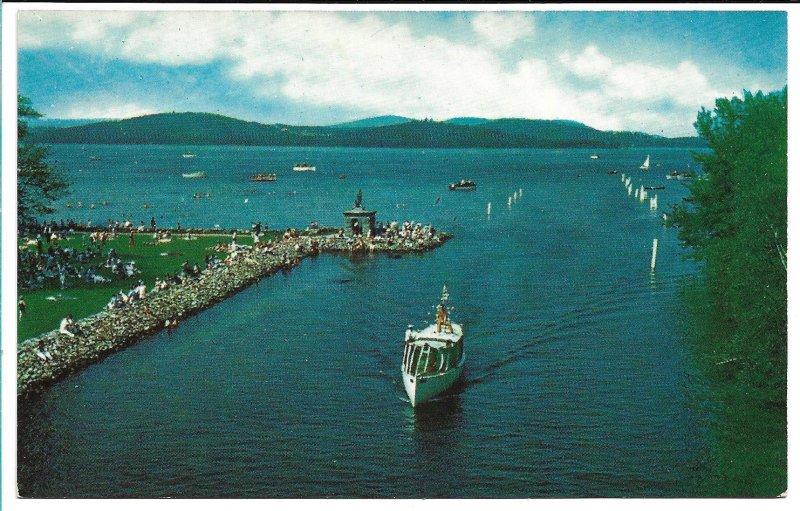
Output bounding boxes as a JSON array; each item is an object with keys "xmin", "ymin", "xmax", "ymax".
[
  {"xmin": 401, "ymin": 285, "xmax": 465, "ymax": 407},
  {"xmin": 182, "ymin": 171, "xmax": 207, "ymax": 179},
  {"xmin": 590, "ymin": 154, "xmax": 599, "ymax": 159},
  {"xmin": 640, "ymin": 155, "xmax": 651, "ymax": 170},
  {"xmin": 448, "ymin": 179, "xmax": 477, "ymax": 191},
  {"xmin": 89, "ymin": 156, "xmax": 102, "ymax": 161},
  {"xmin": 643, "ymin": 185, "xmax": 665, "ymax": 190},
  {"xmin": 666, "ymin": 171, "xmax": 696, "ymax": 180},
  {"xmin": 293, "ymin": 163, "xmax": 316, "ymax": 172},
  {"xmin": 607, "ymin": 170, "xmax": 618, "ymax": 175},
  {"xmin": 250, "ymin": 173, "xmax": 277, "ymax": 182},
  {"xmin": 182, "ymin": 153, "xmax": 196, "ymax": 158}
]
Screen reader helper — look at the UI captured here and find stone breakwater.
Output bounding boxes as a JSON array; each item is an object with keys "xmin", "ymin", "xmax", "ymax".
[{"xmin": 17, "ymin": 233, "xmax": 450, "ymax": 397}]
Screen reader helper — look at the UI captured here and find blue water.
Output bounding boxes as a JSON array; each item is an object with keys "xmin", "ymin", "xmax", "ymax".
[{"xmin": 19, "ymin": 146, "xmax": 709, "ymax": 497}]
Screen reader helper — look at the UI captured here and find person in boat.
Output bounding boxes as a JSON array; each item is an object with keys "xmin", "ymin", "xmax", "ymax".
[
  {"xmin": 436, "ymin": 301, "xmax": 453, "ymax": 334},
  {"xmin": 405, "ymin": 325, "xmax": 416, "ymax": 342}
]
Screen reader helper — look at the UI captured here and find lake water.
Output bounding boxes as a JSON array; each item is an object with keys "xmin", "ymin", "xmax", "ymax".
[{"xmin": 19, "ymin": 145, "xmax": 716, "ymax": 497}]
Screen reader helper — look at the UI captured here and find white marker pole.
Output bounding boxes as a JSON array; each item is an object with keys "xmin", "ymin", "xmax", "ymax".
[
  {"xmin": 513, "ymin": 191, "xmax": 518, "ymax": 202},
  {"xmin": 508, "ymin": 196, "xmax": 512, "ymax": 207},
  {"xmin": 487, "ymin": 202, "xmax": 492, "ymax": 215},
  {"xmin": 519, "ymin": 188, "xmax": 523, "ymax": 197},
  {"xmin": 650, "ymin": 238, "xmax": 658, "ymax": 272}
]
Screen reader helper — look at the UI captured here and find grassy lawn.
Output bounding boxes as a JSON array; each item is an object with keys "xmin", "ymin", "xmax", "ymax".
[{"xmin": 17, "ymin": 232, "xmax": 271, "ymax": 342}]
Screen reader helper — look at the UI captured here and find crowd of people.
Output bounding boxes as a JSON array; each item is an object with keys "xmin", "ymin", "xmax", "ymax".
[{"xmin": 18, "ymin": 238, "xmax": 110, "ymax": 290}]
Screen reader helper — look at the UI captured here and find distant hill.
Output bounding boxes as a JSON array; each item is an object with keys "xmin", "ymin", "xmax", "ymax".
[
  {"xmin": 27, "ymin": 118, "xmax": 112, "ymax": 129},
  {"xmin": 329, "ymin": 115, "xmax": 415, "ymax": 128},
  {"xmin": 445, "ymin": 117, "xmax": 491, "ymax": 126},
  {"xmin": 31, "ymin": 112, "xmax": 705, "ymax": 148}
]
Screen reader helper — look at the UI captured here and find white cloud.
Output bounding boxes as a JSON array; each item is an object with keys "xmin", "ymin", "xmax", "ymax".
[
  {"xmin": 471, "ymin": 12, "xmax": 534, "ymax": 49},
  {"xmin": 17, "ymin": 11, "xmax": 757, "ymax": 136},
  {"xmin": 65, "ymin": 101, "xmax": 156, "ymax": 119}
]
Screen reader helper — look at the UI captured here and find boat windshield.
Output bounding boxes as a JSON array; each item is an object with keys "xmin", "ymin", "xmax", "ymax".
[{"xmin": 403, "ymin": 342, "xmax": 462, "ymax": 376}]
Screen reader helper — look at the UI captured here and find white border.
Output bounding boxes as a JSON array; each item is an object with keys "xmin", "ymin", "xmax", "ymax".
[{"xmin": 2, "ymin": 3, "xmax": 798, "ymax": 511}]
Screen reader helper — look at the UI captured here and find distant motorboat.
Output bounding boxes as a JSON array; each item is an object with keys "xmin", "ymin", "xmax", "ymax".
[
  {"xmin": 640, "ymin": 155, "xmax": 651, "ymax": 170},
  {"xmin": 182, "ymin": 171, "xmax": 207, "ymax": 179},
  {"xmin": 182, "ymin": 153, "xmax": 196, "ymax": 158},
  {"xmin": 293, "ymin": 163, "xmax": 316, "ymax": 172},
  {"xmin": 448, "ymin": 179, "xmax": 477, "ymax": 191},
  {"xmin": 666, "ymin": 170, "xmax": 696, "ymax": 181},
  {"xmin": 590, "ymin": 154, "xmax": 599, "ymax": 159},
  {"xmin": 250, "ymin": 173, "xmax": 277, "ymax": 182},
  {"xmin": 89, "ymin": 156, "xmax": 102, "ymax": 161},
  {"xmin": 607, "ymin": 170, "xmax": 618, "ymax": 175},
  {"xmin": 643, "ymin": 185, "xmax": 665, "ymax": 190},
  {"xmin": 402, "ymin": 285, "xmax": 464, "ymax": 407}
]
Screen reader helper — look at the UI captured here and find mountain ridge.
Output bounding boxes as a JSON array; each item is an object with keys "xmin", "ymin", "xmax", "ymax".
[{"xmin": 30, "ymin": 112, "xmax": 705, "ymax": 148}]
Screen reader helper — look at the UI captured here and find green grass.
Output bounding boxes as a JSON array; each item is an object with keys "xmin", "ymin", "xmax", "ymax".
[{"xmin": 17, "ymin": 232, "xmax": 271, "ymax": 342}]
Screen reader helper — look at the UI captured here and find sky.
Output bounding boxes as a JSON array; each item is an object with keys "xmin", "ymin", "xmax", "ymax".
[{"xmin": 16, "ymin": 9, "xmax": 788, "ymax": 137}]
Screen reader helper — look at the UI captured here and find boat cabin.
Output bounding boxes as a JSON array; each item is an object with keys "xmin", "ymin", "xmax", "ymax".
[{"xmin": 402, "ymin": 324, "xmax": 464, "ymax": 377}]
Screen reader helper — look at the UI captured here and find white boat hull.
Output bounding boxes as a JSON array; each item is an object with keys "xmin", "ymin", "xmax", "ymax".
[{"xmin": 402, "ymin": 359, "xmax": 464, "ymax": 407}]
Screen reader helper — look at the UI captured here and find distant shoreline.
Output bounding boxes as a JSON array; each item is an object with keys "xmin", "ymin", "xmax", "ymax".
[{"xmin": 29, "ymin": 113, "xmax": 706, "ymax": 149}]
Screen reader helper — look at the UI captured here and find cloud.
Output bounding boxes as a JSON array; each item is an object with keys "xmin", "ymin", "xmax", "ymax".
[
  {"xmin": 17, "ymin": 11, "xmax": 772, "ymax": 136},
  {"xmin": 471, "ymin": 12, "xmax": 535, "ymax": 48},
  {"xmin": 64, "ymin": 101, "xmax": 156, "ymax": 119}
]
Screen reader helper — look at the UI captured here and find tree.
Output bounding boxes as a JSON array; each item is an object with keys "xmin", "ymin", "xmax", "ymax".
[
  {"xmin": 18, "ymin": 95, "xmax": 69, "ymax": 230},
  {"xmin": 670, "ymin": 88, "xmax": 787, "ymax": 399}
]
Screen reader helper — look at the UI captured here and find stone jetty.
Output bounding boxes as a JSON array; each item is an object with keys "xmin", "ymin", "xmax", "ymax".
[{"xmin": 17, "ymin": 230, "xmax": 451, "ymax": 397}]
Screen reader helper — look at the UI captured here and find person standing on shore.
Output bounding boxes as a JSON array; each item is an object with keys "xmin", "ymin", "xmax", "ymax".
[
  {"xmin": 129, "ymin": 230, "xmax": 136, "ymax": 247},
  {"xmin": 150, "ymin": 216, "xmax": 156, "ymax": 231},
  {"xmin": 18, "ymin": 295, "xmax": 26, "ymax": 320}
]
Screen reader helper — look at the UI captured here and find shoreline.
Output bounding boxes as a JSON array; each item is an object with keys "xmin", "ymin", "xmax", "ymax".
[{"xmin": 17, "ymin": 231, "xmax": 451, "ymax": 398}]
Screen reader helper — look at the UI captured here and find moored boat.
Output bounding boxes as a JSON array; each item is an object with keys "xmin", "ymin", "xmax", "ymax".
[
  {"xmin": 293, "ymin": 163, "xmax": 316, "ymax": 172},
  {"xmin": 590, "ymin": 154, "xmax": 599, "ymax": 159},
  {"xmin": 640, "ymin": 155, "xmax": 651, "ymax": 170},
  {"xmin": 182, "ymin": 153, "xmax": 196, "ymax": 158},
  {"xmin": 401, "ymin": 285, "xmax": 464, "ymax": 407},
  {"xmin": 643, "ymin": 185, "xmax": 665, "ymax": 190},
  {"xmin": 182, "ymin": 171, "xmax": 207, "ymax": 179},
  {"xmin": 448, "ymin": 179, "xmax": 477, "ymax": 191},
  {"xmin": 250, "ymin": 173, "xmax": 277, "ymax": 182}
]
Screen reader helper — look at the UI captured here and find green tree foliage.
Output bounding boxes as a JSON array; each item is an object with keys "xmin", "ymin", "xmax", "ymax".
[
  {"xmin": 671, "ymin": 88, "xmax": 787, "ymax": 402},
  {"xmin": 18, "ymin": 95, "xmax": 69, "ymax": 230}
]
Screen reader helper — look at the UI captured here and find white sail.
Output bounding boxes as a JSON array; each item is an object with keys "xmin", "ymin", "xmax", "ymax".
[{"xmin": 640, "ymin": 155, "xmax": 650, "ymax": 170}]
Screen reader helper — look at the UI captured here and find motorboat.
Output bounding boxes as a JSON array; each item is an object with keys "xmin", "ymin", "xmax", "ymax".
[
  {"xmin": 666, "ymin": 171, "xmax": 696, "ymax": 180},
  {"xmin": 182, "ymin": 171, "xmax": 207, "ymax": 179},
  {"xmin": 401, "ymin": 285, "xmax": 465, "ymax": 407},
  {"xmin": 293, "ymin": 163, "xmax": 316, "ymax": 172},
  {"xmin": 590, "ymin": 154, "xmax": 599, "ymax": 159},
  {"xmin": 182, "ymin": 153, "xmax": 196, "ymax": 158},
  {"xmin": 448, "ymin": 179, "xmax": 477, "ymax": 191},
  {"xmin": 643, "ymin": 185, "xmax": 665, "ymax": 190},
  {"xmin": 250, "ymin": 173, "xmax": 277, "ymax": 182}
]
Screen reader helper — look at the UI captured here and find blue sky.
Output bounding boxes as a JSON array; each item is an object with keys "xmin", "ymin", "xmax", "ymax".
[{"xmin": 17, "ymin": 10, "xmax": 787, "ymax": 136}]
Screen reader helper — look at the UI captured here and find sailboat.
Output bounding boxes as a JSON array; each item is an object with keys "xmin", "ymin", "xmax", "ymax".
[
  {"xmin": 640, "ymin": 155, "xmax": 651, "ymax": 170},
  {"xmin": 401, "ymin": 284, "xmax": 465, "ymax": 407}
]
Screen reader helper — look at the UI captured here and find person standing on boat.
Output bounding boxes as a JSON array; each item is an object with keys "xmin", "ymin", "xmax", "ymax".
[
  {"xmin": 436, "ymin": 302, "xmax": 453, "ymax": 333},
  {"xmin": 405, "ymin": 325, "xmax": 415, "ymax": 342}
]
